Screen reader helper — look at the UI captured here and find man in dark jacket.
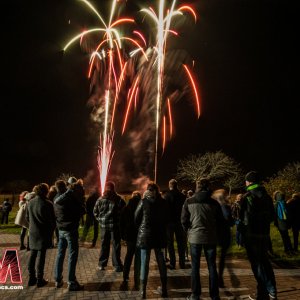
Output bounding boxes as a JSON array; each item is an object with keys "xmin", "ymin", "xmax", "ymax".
[
  {"xmin": 94, "ymin": 181, "xmax": 126, "ymax": 272},
  {"xmin": 26, "ymin": 183, "xmax": 56, "ymax": 287},
  {"xmin": 181, "ymin": 178, "xmax": 223, "ymax": 300},
  {"xmin": 120, "ymin": 191, "xmax": 141, "ymax": 288},
  {"xmin": 240, "ymin": 171, "xmax": 277, "ymax": 300},
  {"xmin": 163, "ymin": 179, "xmax": 186, "ymax": 269},
  {"xmin": 1, "ymin": 199, "xmax": 12, "ymax": 224},
  {"xmin": 135, "ymin": 182, "xmax": 168, "ymax": 299},
  {"xmin": 54, "ymin": 178, "xmax": 86, "ymax": 291},
  {"xmin": 80, "ymin": 187, "xmax": 99, "ymax": 247}
]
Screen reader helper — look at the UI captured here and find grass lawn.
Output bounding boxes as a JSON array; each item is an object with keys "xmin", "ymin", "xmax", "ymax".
[{"xmin": 1, "ymin": 203, "xmax": 299, "ymax": 267}]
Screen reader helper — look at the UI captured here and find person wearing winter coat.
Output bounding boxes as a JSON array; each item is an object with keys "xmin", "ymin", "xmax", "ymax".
[
  {"xmin": 1, "ymin": 198, "xmax": 12, "ymax": 224},
  {"xmin": 54, "ymin": 178, "xmax": 86, "ymax": 291},
  {"xmin": 26, "ymin": 183, "xmax": 56, "ymax": 287},
  {"xmin": 212, "ymin": 189, "xmax": 234, "ymax": 288},
  {"xmin": 16, "ymin": 191, "xmax": 29, "ymax": 250},
  {"xmin": 94, "ymin": 181, "xmax": 126, "ymax": 272},
  {"xmin": 181, "ymin": 178, "xmax": 223, "ymax": 300},
  {"xmin": 287, "ymin": 192, "xmax": 300, "ymax": 252},
  {"xmin": 135, "ymin": 182, "xmax": 168, "ymax": 299},
  {"xmin": 240, "ymin": 171, "xmax": 277, "ymax": 300},
  {"xmin": 273, "ymin": 191, "xmax": 293, "ymax": 254},
  {"xmin": 120, "ymin": 191, "xmax": 141, "ymax": 289}
]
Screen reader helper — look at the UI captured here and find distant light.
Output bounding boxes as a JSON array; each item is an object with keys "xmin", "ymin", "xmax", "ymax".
[{"xmin": 68, "ymin": 19, "xmax": 71, "ymax": 24}]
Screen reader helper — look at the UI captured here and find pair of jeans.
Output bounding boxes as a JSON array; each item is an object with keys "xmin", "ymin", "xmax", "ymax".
[
  {"xmin": 28, "ymin": 248, "xmax": 47, "ymax": 279},
  {"xmin": 190, "ymin": 243, "xmax": 219, "ymax": 300},
  {"xmin": 55, "ymin": 229, "xmax": 79, "ymax": 284},
  {"xmin": 81, "ymin": 214, "xmax": 99, "ymax": 245},
  {"xmin": 244, "ymin": 236, "xmax": 277, "ymax": 297},
  {"xmin": 140, "ymin": 248, "xmax": 167, "ymax": 288},
  {"xmin": 99, "ymin": 228, "xmax": 122, "ymax": 267},
  {"xmin": 1, "ymin": 212, "xmax": 9, "ymax": 224},
  {"xmin": 167, "ymin": 222, "xmax": 186, "ymax": 268},
  {"xmin": 123, "ymin": 241, "xmax": 140, "ymax": 285}
]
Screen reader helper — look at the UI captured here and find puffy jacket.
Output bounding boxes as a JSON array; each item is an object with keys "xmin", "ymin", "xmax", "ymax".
[
  {"xmin": 240, "ymin": 184, "xmax": 274, "ymax": 238},
  {"xmin": 181, "ymin": 190, "xmax": 224, "ymax": 245},
  {"xmin": 93, "ymin": 191, "xmax": 126, "ymax": 230},
  {"xmin": 54, "ymin": 189, "xmax": 86, "ymax": 231},
  {"xmin": 135, "ymin": 193, "xmax": 168, "ymax": 249}
]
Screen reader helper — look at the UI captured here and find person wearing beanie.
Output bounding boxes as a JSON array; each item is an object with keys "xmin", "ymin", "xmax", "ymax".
[{"xmin": 240, "ymin": 171, "xmax": 277, "ymax": 300}]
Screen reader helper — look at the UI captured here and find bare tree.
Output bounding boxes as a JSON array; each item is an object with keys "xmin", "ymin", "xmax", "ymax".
[
  {"xmin": 177, "ymin": 151, "xmax": 243, "ymax": 193},
  {"xmin": 265, "ymin": 161, "xmax": 300, "ymax": 198}
]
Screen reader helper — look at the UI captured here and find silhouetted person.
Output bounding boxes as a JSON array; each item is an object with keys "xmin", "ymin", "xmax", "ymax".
[
  {"xmin": 163, "ymin": 179, "xmax": 186, "ymax": 269},
  {"xmin": 120, "ymin": 191, "xmax": 141, "ymax": 289},
  {"xmin": 287, "ymin": 192, "xmax": 300, "ymax": 252},
  {"xmin": 81, "ymin": 187, "xmax": 100, "ymax": 247},
  {"xmin": 1, "ymin": 198, "xmax": 12, "ymax": 224},
  {"xmin": 231, "ymin": 193, "xmax": 244, "ymax": 248}
]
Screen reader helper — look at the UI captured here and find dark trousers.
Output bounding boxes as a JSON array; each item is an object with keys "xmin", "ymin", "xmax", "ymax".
[
  {"xmin": 81, "ymin": 214, "xmax": 99, "ymax": 244},
  {"xmin": 28, "ymin": 249, "xmax": 47, "ymax": 280},
  {"xmin": 236, "ymin": 225, "xmax": 244, "ymax": 246},
  {"xmin": 123, "ymin": 241, "xmax": 140, "ymax": 285},
  {"xmin": 99, "ymin": 228, "xmax": 122, "ymax": 267},
  {"xmin": 167, "ymin": 222, "xmax": 186, "ymax": 268},
  {"xmin": 20, "ymin": 227, "xmax": 28, "ymax": 246},
  {"xmin": 278, "ymin": 229, "xmax": 293, "ymax": 252},
  {"xmin": 292, "ymin": 226, "xmax": 299, "ymax": 251},
  {"xmin": 190, "ymin": 243, "xmax": 219, "ymax": 300},
  {"xmin": 245, "ymin": 236, "xmax": 277, "ymax": 297},
  {"xmin": 218, "ymin": 239, "xmax": 230, "ymax": 280},
  {"xmin": 1, "ymin": 212, "xmax": 9, "ymax": 224},
  {"xmin": 140, "ymin": 248, "xmax": 167, "ymax": 289}
]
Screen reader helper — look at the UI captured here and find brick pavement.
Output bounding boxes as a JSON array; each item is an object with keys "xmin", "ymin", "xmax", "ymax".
[{"xmin": 1, "ymin": 234, "xmax": 300, "ymax": 300}]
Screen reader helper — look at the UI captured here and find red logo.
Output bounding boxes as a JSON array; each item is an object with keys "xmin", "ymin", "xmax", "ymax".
[{"xmin": 0, "ymin": 249, "xmax": 22, "ymax": 284}]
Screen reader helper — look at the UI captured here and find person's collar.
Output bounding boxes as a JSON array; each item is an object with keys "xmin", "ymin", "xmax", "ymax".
[{"xmin": 246, "ymin": 183, "xmax": 260, "ymax": 191}]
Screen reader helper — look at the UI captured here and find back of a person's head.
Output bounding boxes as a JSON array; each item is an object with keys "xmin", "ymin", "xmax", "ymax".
[
  {"xmin": 55, "ymin": 180, "xmax": 67, "ymax": 194},
  {"xmin": 48, "ymin": 185, "xmax": 58, "ymax": 201},
  {"xmin": 169, "ymin": 179, "xmax": 177, "ymax": 189},
  {"xmin": 132, "ymin": 191, "xmax": 141, "ymax": 199},
  {"xmin": 105, "ymin": 181, "xmax": 115, "ymax": 192},
  {"xmin": 292, "ymin": 192, "xmax": 300, "ymax": 200},
  {"xmin": 245, "ymin": 171, "xmax": 261, "ymax": 184},
  {"xmin": 35, "ymin": 183, "xmax": 49, "ymax": 198},
  {"xmin": 212, "ymin": 189, "xmax": 228, "ymax": 204},
  {"xmin": 236, "ymin": 193, "xmax": 243, "ymax": 201},
  {"xmin": 273, "ymin": 190, "xmax": 285, "ymax": 202},
  {"xmin": 196, "ymin": 178, "xmax": 210, "ymax": 192},
  {"xmin": 147, "ymin": 181, "xmax": 160, "ymax": 194},
  {"xmin": 67, "ymin": 176, "xmax": 77, "ymax": 186}
]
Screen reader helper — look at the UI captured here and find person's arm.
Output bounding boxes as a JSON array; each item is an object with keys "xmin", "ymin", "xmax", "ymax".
[
  {"xmin": 181, "ymin": 199, "xmax": 191, "ymax": 232},
  {"xmin": 134, "ymin": 199, "xmax": 143, "ymax": 227}
]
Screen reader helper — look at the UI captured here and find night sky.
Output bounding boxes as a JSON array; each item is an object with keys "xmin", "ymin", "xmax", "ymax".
[{"xmin": 1, "ymin": 0, "xmax": 298, "ymax": 191}]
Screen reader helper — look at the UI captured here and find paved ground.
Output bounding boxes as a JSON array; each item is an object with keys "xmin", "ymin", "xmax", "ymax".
[{"xmin": 1, "ymin": 234, "xmax": 300, "ymax": 300}]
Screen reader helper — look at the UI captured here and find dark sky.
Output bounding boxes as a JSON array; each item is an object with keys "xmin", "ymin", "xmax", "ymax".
[{"xmin": 0, "ymin": 0, "xmax": 298, "ymax": 190}]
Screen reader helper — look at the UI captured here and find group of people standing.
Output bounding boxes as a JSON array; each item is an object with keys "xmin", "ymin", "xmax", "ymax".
[{"xmin": 13, "ymin": 170, "xmax": 300, "ymax": 300}]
